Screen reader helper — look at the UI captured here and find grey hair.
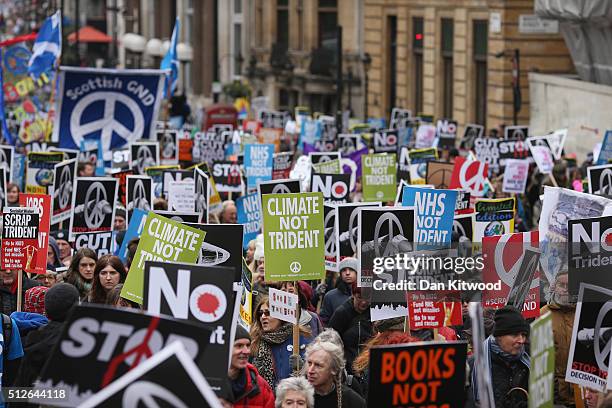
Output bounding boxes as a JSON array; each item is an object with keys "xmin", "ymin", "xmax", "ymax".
[
  {"xmin": 304, "ymin": 341, "xmax": 345, "ymax": 407},
  {"xmin": 275, "ymin": 377, "xmax": 315, "ymax": 408},
  {"xmin": 314, "ymin": 328, "xmax": 344, "ymax": 348}
]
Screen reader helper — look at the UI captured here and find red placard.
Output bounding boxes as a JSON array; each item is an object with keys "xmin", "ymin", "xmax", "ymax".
[
  {"xmin": 449, "ymin": 156, "xmax": 489, "ymax": 197},
  {"xmin": 407, "ymin": 292, "xmax": 462, "ymax": 329},
  {"xmin": 482, "ymin": 231, "xmax": 540, "ymax": 319},
  {"xmin": 2, "ymin": 207, "xmax": 39, "ymax": 271},
  {"xmin": 18, "ymin": 193, "xmax": 51, "ymax": 274}
]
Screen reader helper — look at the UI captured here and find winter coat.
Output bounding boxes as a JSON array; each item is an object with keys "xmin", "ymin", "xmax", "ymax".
[
  {"xmin": 540, "ymin": 303, "xmax": 576, "ymax": 406},
  {"xmin": 269, "ymin": 334, "xmax": 312, "ymax": 387},
  {"xmin": 232, "ymin": 363, "xmax": 274, "ymax": 408},
  {"xmin": 320, "ymin": 280, "xmax": 351, "ymax": 325},
  {"xmin": 0, "ymin": 276, "xmax": 38, "ymax": 315},
  {"xmin": 328, "ymin": 298, "xmax": 372, "ymax": 374},
  {"xmin": 14, "ymin": 321, "xmax": 65, "ymax": 389},
  {"xmin": 313, "ymin": 385, "xmax": 366, "ymax": 408}
]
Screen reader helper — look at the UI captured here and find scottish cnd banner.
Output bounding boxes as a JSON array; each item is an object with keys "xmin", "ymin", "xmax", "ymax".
[{"xmin": 54, "ymin": 67, "xmax": 165, "ymax": 160}]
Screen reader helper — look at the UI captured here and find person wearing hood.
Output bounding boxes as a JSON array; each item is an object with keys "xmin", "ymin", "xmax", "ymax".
[
  {"xmin": 319, "ymin": 257, "xmax": 358, "ymax": 325},
  {"xmin": 467, "ymin": 306, "xmax": 531, "ymax": 408},
  {"xmin": 327, "ymin": 283, "xmax": 372, "ymax": 375},
  {"xmin": 14, "ymin": 283, "xmax": 80, "ymax": 390},
  {"xmin": 46, "ymin": 237, "xmax": 63, "ymax": 271},
  {"xmin": 540, "ymin": 272, "xmax": 577, "ymax": 406}
]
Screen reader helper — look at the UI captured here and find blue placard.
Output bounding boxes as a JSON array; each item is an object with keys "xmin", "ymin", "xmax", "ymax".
[
  {"xmin": 299, "ymin": 118, "xmax": 322, "ymax": 150},
  {"xmin": 244, "ymin": 144, "xmax": 274, "ymax": 190},
  {"xmin": 597, "ymin": 130, "xmax": 612, "ymax": 165},
  {"xmin": 236, "ymin": 192, "xmax": 262, "ymax": 250},
  {"xmin": 402, "ymin": 186, "xmax": 457, "ymax": 250},
  {"xmin": 115, "ymin": 208, "xmax": 148, "ymax": 261},
  {"xmin": 55, "ymin": 67, "xmax": 165, "ymax": 161}
]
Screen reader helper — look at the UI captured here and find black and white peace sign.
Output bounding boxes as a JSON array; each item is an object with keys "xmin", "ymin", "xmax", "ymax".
[
  {"xmin": 133, "ymin": 180, "xmax": 150, "ymax": 210},
  {"xmin": 271, "ymin": 184, "xmax": 291, "ymax": 194},
  {"xmin": 195, "ymin": 174, "xmax": 208, "ymax": 213},
  {"xmin": 598, "ymin": 169, "xmax": 612, "ymax": 195},
  {"xmin": 348, "ymin": 207, "xmax": 361, "ymax": 253},
  {"xmin": 136, "ymin": 147, "xmax": 156, "ymax": 174},
  {"xmin": 324, "ymin": 208, "xmax": 337, "ymax": 257},
  {"xmin": 594, "ymin": 300, "xmax": 612, "ymax": 372},
  {"xmin": 453, "ymin": 219, "xmax": 467, "ymax": 238},
  {"xmin": 373, "ymin": 213, "xmax": 405, "ymax": 258},
  {"xmin": 57, "ymin": 165, "xmax": 73, "ymax": 209},
  {"xmin": 85, "ymin": 183, "xmax": 109, "ymax": 229},
  {"xmin": 161, "ymin": 132, "xmax": 176, "ymax": 159},
  {"xmin": 123, "ymin": 381, "xmax": 188, "ymax": 408}
]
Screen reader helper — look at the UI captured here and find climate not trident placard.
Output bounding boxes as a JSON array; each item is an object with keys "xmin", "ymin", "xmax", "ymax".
[{"xmin": 262, "ymin": 192, "xmax": 325, "ymax": 281}]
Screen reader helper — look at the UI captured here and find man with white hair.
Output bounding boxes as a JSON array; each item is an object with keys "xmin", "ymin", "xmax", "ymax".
[
  {"xmin": 304, "ymin": 341, "xmax": 365, "ymax": 408},
  {"xmin": 275, "ymin": 377, "xmax": 315, "ymax": 408}
]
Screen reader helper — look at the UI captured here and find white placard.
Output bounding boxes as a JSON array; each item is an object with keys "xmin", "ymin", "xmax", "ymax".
[
  {"xmin": 167, "ymin": 180, "xmax": 195, "ymax": 212},
  {"xmin": 268, "ymin": 288, "xmax": 298, "ymax": 325},
  {"xmin": 502, "ymin": 159, "xmax": 530, "ymax": 194},
  {"xmin": 519, "ymin": 15, "xmax": 559, "ymax": 34},
  {"xmin": 530, "ymin": 145, "xmax": 555, "ymax": 174}
]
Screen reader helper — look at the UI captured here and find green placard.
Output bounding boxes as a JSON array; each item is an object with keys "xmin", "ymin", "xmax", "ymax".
[
  {"xmin": 362, "ymin": 153, "xmax": 397, "ymax": 201},
  {"xmin": 528, "ymin": 311, "xmax": 555, "ymax": 408},
  {"xmin": 120, "ymin": 212, "xmax": 206, "ymax": 304},
  {"xmin": 262, "ymin": 192, "xmax": 325, "ymax": 281},
  {"xmin": 312, "ymin": 159, "xmax": 342, "ymax": 174}
]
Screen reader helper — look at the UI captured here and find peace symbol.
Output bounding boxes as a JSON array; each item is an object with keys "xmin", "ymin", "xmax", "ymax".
[
  {"xmin": 598, "ymin": 169, "xmax": 612, "ymax": 195},
  {"xmin": 340, "ymin": 158, "xmax": 357, "ymax": 192},
  {"xmin": 70, "ymin": 92, "xmax": 145, "ymax": 153},
  {"xmin": 196, "ymin": 174, "xmax": 207, "ymax": 213},
  {"xmin": 348, "ymin": 207, "xmax": 361, "ymax": 253},
  {"xmin": 161, "ymin": 132, "xmax": 175, "ymax": 158},
  {"xmin": 324, "ymin": 208, "xmax": 337, "ymax": 256},
  {"xmin": 290, "ymin": 261, "xmax": 302, "ymax": 273},
  {"xmin": 594, "ymin": 300, "xmax": 612, "ymax": 372},
  {"xmin": 136, "ymin": 146, "xmax": 155, "ymax": 174},
  {"xmin": 123, "ymin": 381, "xmax": 188, "ymax": 408},
  {"xmin": 494, "ymin": 234, "xmax": 539, "ymax": 290},
  {"xmin": 133, "ymin": 179, "xmax": 149, "ymax": 210},
  {"xmin": 459, "ymin": 161, "xmax": 486, "ymax": 196},
  {"xmin": 373, "ymin": 213, "xmax": 405, "ymax": 258},
  {"xmin": 453, "ymin": 219, "xmax": 467, "ymax": 238},
  {"xmin": 271, "ymin": 184, "xmax": 291, "ymax": 194},
  {"xmin": 58, "ymin": 165, "xmax": 73, "ymax": 209},
  {"xmin": 84, "ymin": 182, "xmax": 108, "ymax": 229}
]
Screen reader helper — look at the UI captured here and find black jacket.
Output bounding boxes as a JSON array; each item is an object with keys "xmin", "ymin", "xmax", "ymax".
[
  {"xmin": 14, "ymin": 321, "xmax": 65, "ymax": 389},
  {"xmin": 314, "ymin": 386, "xmax": 366, "ymax": 408},
  {"xmin": 328, "ymin": 298, "xmax": 372, "ymax": 375},
  {"xmin": 0, "ymin": 276, "xmax": 38, "ymax": 315}
]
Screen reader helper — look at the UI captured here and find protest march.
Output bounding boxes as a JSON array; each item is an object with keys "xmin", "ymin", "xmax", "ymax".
[{"xmin": 0, "ymin": 3, "xmax": 611, "ymax": 408}]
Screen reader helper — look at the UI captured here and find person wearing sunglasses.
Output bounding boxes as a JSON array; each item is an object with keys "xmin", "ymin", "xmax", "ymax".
[{"xmin": 250, "ymin": 296, "xmax": 313, "ymax": 390}]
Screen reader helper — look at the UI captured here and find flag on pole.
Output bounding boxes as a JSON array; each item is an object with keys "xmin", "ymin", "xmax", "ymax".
[
  {"xmin": 160, "ymin": 18, "xmax": 179, "ymax": 99},
  {"xmin": 28, "ymin": 10, "xmax": 62, "ymax": 79}
]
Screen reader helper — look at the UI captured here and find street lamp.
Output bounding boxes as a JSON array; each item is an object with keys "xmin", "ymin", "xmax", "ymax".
[
  {"xmin": 177, "ymin": 42, "xmax": 193, "ymax": 95},
  {"xmin": 362, "ymin": 52, "xmax": 372, "ymax": 122},
  {"xmin": 145, "ymin": 38, "xmax": 164, "ymax": 67},
  {"xmin": 122, "ymin": 33, "xmax": 146, "ymax": 68},
  {"xmin": 495, "ymin": 49, "xmax": 521, "ymax": 125}
]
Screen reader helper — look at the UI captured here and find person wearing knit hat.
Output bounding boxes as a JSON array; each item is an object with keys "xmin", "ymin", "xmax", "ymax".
[
  {"xmin": 44, "ymin": 283, "xmax": 79, "ymax": 322},
  {"xmin": 14, "ymin": 283, "xmax": 80, "ymax": 389},
  {"xmin": 227, "ymin": 324, "xmax": 273, "ymax": 407},
  {"xmin": 468, "ymin": 306, "xmax": 530, "ymax": 407},
  {"xmin": 23, "ymin": 286, "xmax": 48, "ymax": 315},
  {"xmin": 319, "ymin": 257, "xmax": 358, "ymax": 325}
]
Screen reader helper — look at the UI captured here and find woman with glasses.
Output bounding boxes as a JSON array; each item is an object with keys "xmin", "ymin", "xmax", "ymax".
[{"xmin": 250, "ymin": 296, "xmax": 313, "ymax": 390}]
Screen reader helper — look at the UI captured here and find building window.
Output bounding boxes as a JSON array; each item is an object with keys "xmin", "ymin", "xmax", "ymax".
[
  {"xmin": 318, "ymin": 0, "xmax": 337, "ymax": 49},
  {"xmin": 387, "ymin": 16, "xmax": 397, "ymax": 116},
  {"xmin": 234, "ymin": 0, "xmax": 242, "ymax": 14},
  {"xmin": 234, "ymin": 23, "xmax": 242, "ymax": 76},
  {"xmin": 277, "ymin": 0, "xmax": 289, "ymax": 50},
  {"xmin": 441, "ymin": 18, "xmax": 453, "ymax": 119},
  {"xmin": 256, "ymin": 0, "xmax": 263, "ymax": 46},
  {"xmin": 473, "ymin": 20, "xmax": 488, "ymax": 126},
  {"xmin": 413, "ymin": 17, "xmax": 424, "ymax": 115}
]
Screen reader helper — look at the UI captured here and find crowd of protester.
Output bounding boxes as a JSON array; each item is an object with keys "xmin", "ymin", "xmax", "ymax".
[{"xmin": 0, "ymin": 120, "xmax": 607, "ymax": 408}]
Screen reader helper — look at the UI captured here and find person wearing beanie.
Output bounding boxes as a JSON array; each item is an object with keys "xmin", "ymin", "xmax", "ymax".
[
  {"xmin": 319, "ymin": 257, "xmax": 358, "ymax": 325},
  {"xmin": 467, "ymin": 306, "xmax": 530, "ymax": 408},
  {"xmin": 228, "ymin": 324, "xmax": 274, "ymax": 408},
  {"xmin": 50, "ymin": 229, "xmax": 73, "ymax": 267},
  {"xmin": 14, "ymin": 283, "xmax": 80, "ymax": 390}
]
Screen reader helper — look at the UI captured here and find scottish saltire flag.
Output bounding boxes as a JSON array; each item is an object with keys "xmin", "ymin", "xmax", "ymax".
[
  {"xmin": 160, "ymin": 18, "xmax": 179, "ymax": 98},
  {"xmin": 28, "ymin": 11, "xmax": 62, "ymax": 79}
]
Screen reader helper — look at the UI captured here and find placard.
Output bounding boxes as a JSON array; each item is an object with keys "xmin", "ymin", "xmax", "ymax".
[
  {"xmin": 268, "ymin": 288, "xmax": 298, "ymax": 324},
  {"xmin": 362, "ymin": 153, "xmax": 396, "ymax": 202},
  {"xmin": 1, "ymin": 207, "xmax": 39, "ymax": 270}
]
